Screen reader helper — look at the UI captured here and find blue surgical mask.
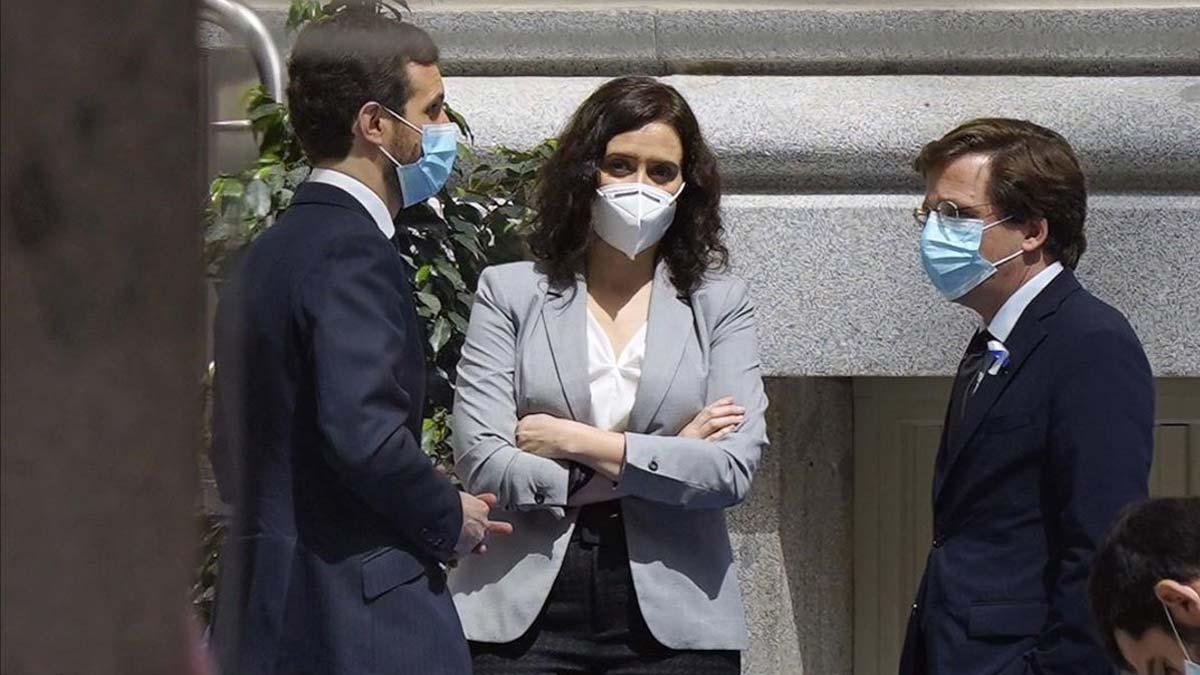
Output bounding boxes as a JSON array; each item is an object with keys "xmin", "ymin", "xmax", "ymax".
[
  {"xmin": 376, "ymin": 105, "xmax": 458, "ymax": 208},
  {"xmin": 919, "ymin": 211, "xmax": 1021, "ymax": 301},
  {"xmin": 1163, "ymin": 601, "xmax": 1200, "ymax": 675}
]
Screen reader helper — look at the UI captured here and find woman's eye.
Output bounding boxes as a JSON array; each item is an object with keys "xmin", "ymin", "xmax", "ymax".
[
  {"xmin": 649, "ymin": 164, "xmax": 680, "ymax": 182},
  {"xmin": 603, "ymin": 158, "xmax": 632, "ymax": 174}
]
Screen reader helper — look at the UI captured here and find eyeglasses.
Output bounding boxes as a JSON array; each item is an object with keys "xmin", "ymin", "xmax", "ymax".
[{"xmin": 912, "ymin": 200, "xmax": 993, "ymax": 226}]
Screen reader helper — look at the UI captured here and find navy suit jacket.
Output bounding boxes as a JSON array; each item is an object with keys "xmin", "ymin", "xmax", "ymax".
[
  {"xmin": 899, "ymin": 269, "xmax": 1153, "ymax": 675},
  {"xmin": 210, "ymin": 182, "xmax": 469, "ymax": 674}
]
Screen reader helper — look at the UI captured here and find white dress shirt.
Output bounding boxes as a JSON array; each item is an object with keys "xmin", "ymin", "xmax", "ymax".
[
  {"xmin": 308, "ymin": 168, "xmax": 395, "ymax": 240},
  {"xmin": 987, "ymin": 261, "xmax": 1065, "ymax": 342},
  {"xmin": 585, "ymin": 309, "xmax": 647, "ymax": 432}
]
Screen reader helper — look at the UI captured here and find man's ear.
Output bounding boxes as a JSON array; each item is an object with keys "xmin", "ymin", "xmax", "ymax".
[
  {"xmin": 1155, "ymin": 579, "xmax": 1200, "ymax": 627},
  {"xmin": 354, "ymin": 101, "xmax": 387, "ymax": 145},
  {"xmin": 1020, "ymin": 216, "xmax": 1049, "ymax": 253}
]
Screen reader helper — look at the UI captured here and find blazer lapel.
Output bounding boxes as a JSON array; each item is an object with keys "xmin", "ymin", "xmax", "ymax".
[
  {"xmin": 628, "ymin": 264, "xmax": 693, "ymax": 433},
  {"xmin": 541, "ymin": 275, "xmax": 593, "ymax": 423},
  {"xmin": 934, "ymin": 269, "xmax": 1082, "ymax": 503}
]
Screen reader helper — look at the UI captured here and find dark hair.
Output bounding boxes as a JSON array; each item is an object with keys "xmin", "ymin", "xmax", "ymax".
[
  {"xmin": 527, "ymin": 76, "xmax": 727, "ymax": 295},
  {"xmin": 914, "ymin": 118, "xmax": 1088, "ymax": 269},
  {"xmin": 1089, "ymin": 497, "xmax": 1200, "ymax": 669},
  {"xmin": 286, "ymin": 7, "xmax": 438, "ymax": 164}
]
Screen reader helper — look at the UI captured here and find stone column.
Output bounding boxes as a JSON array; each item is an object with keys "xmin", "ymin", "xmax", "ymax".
[{"xmin": 1, "ymin": 1, "xmax": 203, "ymax": 673}]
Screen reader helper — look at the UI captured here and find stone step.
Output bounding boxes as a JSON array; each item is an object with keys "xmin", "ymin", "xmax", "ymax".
[
  {"xmin": 719, "ymin": 193, "xmax": 1199, "ymax": 377},
  {"xmin": 203, "ymin": 3, "xmax": 1200, "ymax": 77},
  {"xmin": 444, "ymin": 75, "xmax": 1200, "ymax": 194}
]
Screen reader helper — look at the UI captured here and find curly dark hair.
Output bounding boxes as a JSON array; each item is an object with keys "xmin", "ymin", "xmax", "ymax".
[
  {"xmin": 286, "ymin": 7, "xmax": 438, "ymax": 164},
  {"xmin": 527, "ymin": 76, "xmax": 727, "ymax": 295}
]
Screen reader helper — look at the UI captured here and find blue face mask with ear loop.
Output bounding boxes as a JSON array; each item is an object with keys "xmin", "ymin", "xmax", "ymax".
[
  {"xmin": 375, "ymin": 104, "xmax": 458, "ymax": 208},
  {"xmin": 1163, "ymin": 601, "xmax": 1200, "ymax": 675},
  {"xmin": 919, "ymin": 211, "xmax": 1023, "ymax": 301}
]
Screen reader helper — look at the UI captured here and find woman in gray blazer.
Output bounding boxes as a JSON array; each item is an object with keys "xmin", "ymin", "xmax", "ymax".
[{"xmin": 449, "ymin": 76, "xmax": 769, "ymax": 674}]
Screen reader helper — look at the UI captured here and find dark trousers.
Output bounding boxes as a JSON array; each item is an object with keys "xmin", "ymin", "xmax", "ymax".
[{"xmin": 470, "ymin": 502, "xmax": 741, "ymax": 675}]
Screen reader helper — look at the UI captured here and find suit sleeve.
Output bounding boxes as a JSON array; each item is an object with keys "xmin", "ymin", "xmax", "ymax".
[
  {"xmin": 452, "ymin": 267, "xmax": 572, "ymax": 516},
  {"xmin": 299, "ymin": 234, "xmax": 463, "ymax": 563},
  {"xmin": 1022, "ymin": 327, "xmax": 1153, "ymax": 674},
  {"xmin": 620, "ymin": 280, "xmax": 770, "ymax": 510}
]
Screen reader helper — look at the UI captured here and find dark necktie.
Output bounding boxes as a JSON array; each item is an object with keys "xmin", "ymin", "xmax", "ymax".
[
  {"xmin": 934, "ymin": 329, "xmax": 994, "ymax": 480},
  {"xmin": 947, "ymin": 329, "xmax": 992, "ymax": 444}
]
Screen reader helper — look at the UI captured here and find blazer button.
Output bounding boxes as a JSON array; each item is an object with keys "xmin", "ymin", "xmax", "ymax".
[
  {"xmin": 932, "ymin": 535, "xmax": 944, "ymax": 548},
  {"xmin": 534, "ymin": 492, "xmax": 545, "ymax": 504},
  {"xmin": 648, "ymin": 460, "xmax": 659, "ymax": 472}
]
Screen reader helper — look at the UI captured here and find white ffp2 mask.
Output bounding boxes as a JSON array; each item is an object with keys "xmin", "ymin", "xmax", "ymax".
[{"xmin": 590, "ymin": 182, "xmax": 684, "ymax": 260}]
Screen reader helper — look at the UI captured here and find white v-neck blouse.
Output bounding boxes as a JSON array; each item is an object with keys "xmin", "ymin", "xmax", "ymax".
[{"xmin": 585, "ymin": 310, "xmax": 648, "ymax": 433}]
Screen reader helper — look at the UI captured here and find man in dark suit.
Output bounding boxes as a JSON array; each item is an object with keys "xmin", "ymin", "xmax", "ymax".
[
  {"xmin": 900, "ymin": 118, "xmax": 1154, "ymax": 675},
  {"xmin": 210, "ymin": 9, "xmax": 509, "ymax": 674}
]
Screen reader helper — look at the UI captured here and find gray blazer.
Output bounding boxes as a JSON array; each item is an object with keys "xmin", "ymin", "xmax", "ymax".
[{"xmin": 448, "ymin": 260, "xmax": 769, "ymax": 650}]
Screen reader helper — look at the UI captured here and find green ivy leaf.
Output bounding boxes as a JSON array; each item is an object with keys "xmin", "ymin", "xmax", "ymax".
[
  {"xmin": 429, "ymin": 316, "xmax": 452, "ymax": 353},
  {"xmin": 434, "ymin": 259, "xmax": 465, "ymax": 289},
  {"xmin": 215, "ymin": 179, "xmax": 245, "ymax": 200},
  {"xmin": 286, "ymin": 165, "xmax": 311, "ymax": 186},
  {"xmin": 244, "ymin": 179, "xmax": 272, "ymax": 219},
  {"xmin": 452, "ymin": 233, "xmax": 484, "ymax": 259},
  {"xmin": 445, "ymin": 103, "xmax": 474, "ymax": 144},
  {"xmin": 286, "ymin": 0, "xmax": 323, "ymax": 30},
  {"xmin": 415, "ymin": 291, "xmax": 442, "ymax": 313},
  {"xmin": 248, "ymin": 101, "xmax": 282, "ymax": 123}
]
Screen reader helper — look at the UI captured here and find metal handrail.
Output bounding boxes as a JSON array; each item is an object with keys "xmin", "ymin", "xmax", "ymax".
[{"xmin": 199, "ymin": 0, "xmax": 284, "ymax": 130}]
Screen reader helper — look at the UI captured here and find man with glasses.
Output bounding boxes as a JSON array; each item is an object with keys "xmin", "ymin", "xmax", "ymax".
[{"xmin": 899, "ymin": 118, "xmax": 1154, "ymax": 675}]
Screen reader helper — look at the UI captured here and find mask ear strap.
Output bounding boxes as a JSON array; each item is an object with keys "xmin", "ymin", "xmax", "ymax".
[
  {"xmin": 377, "ymin": 144, "xmax": 402, "ymax": 168},
  {"xmin": 993, "ymin": 248, "xmax": 1024, "ymax": 267},
  {"xmin": 981, "ymin": 215, "xmax": 1014, "ymax": 231},
  {"xmin": 379, "ymin": 103, "xmax": 424, "ymax": 134},
  {"xmin": 1164, "ymin": 602, "xmax": 1197, "ymax": 663},
  {"xmin": 666, "ymin": 182, "xmax": 687, "ymax": 205}
]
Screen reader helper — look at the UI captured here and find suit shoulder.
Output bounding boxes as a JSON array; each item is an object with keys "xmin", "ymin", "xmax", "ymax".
[
  {"xmin": 476, "ymin": 261, "xmax": 544, "ymax": 312},
  {"xmin": 243, "ymin": 200, "xmax": 380, "ymax": 262},
  {"xmin": 1052, "ymin": 286, "xmax": 1148, "ymax": 365},
  {"xmin": 692, "ymin": 271, "xmax": 752, "ymax": 311},
  {"xmin": 480, "ymin": 260, "xmax": 538, "ymax": 284},
  {"xmin": 1056, "ymin": 285, "xmax": 1140, "ymax": 341},
  {"xmin": 478, "ymin": 261, "xmax": 542, "ymax": 295}
]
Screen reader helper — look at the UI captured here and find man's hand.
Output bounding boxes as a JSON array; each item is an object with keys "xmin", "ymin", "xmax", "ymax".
[
  {"xmin": 456, "ymin": 492, "xmax": 513, "ymax": 556},
  {"xmin": 678, "ymin": 396, "xmax": 745, "ymax": 441}
]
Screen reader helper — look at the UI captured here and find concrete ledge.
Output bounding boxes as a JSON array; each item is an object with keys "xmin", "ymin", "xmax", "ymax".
[
  {"xmin": 656, "ymin": 7, "xmax": 1200, "ymax": 77},
  {"xmin": 445, "ymin": 75, "xmax": 1200, "ymax": 194},
  {"xmin": 723, "ymin": 194, "xmax": 1200, "ymax": 377},
  {"xmin": 205, "ymin": 4, "xmax": 1200, "ymax": 77}
]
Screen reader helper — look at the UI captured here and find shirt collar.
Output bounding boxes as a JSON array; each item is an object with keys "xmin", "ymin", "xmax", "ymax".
[
  {"xmin": 307, "ymin": 168, "xmax": 395, "ymax": 239},
  {"xmin": 986, "ymin": 261, "xmax": 1064, "ymax": 342}
]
